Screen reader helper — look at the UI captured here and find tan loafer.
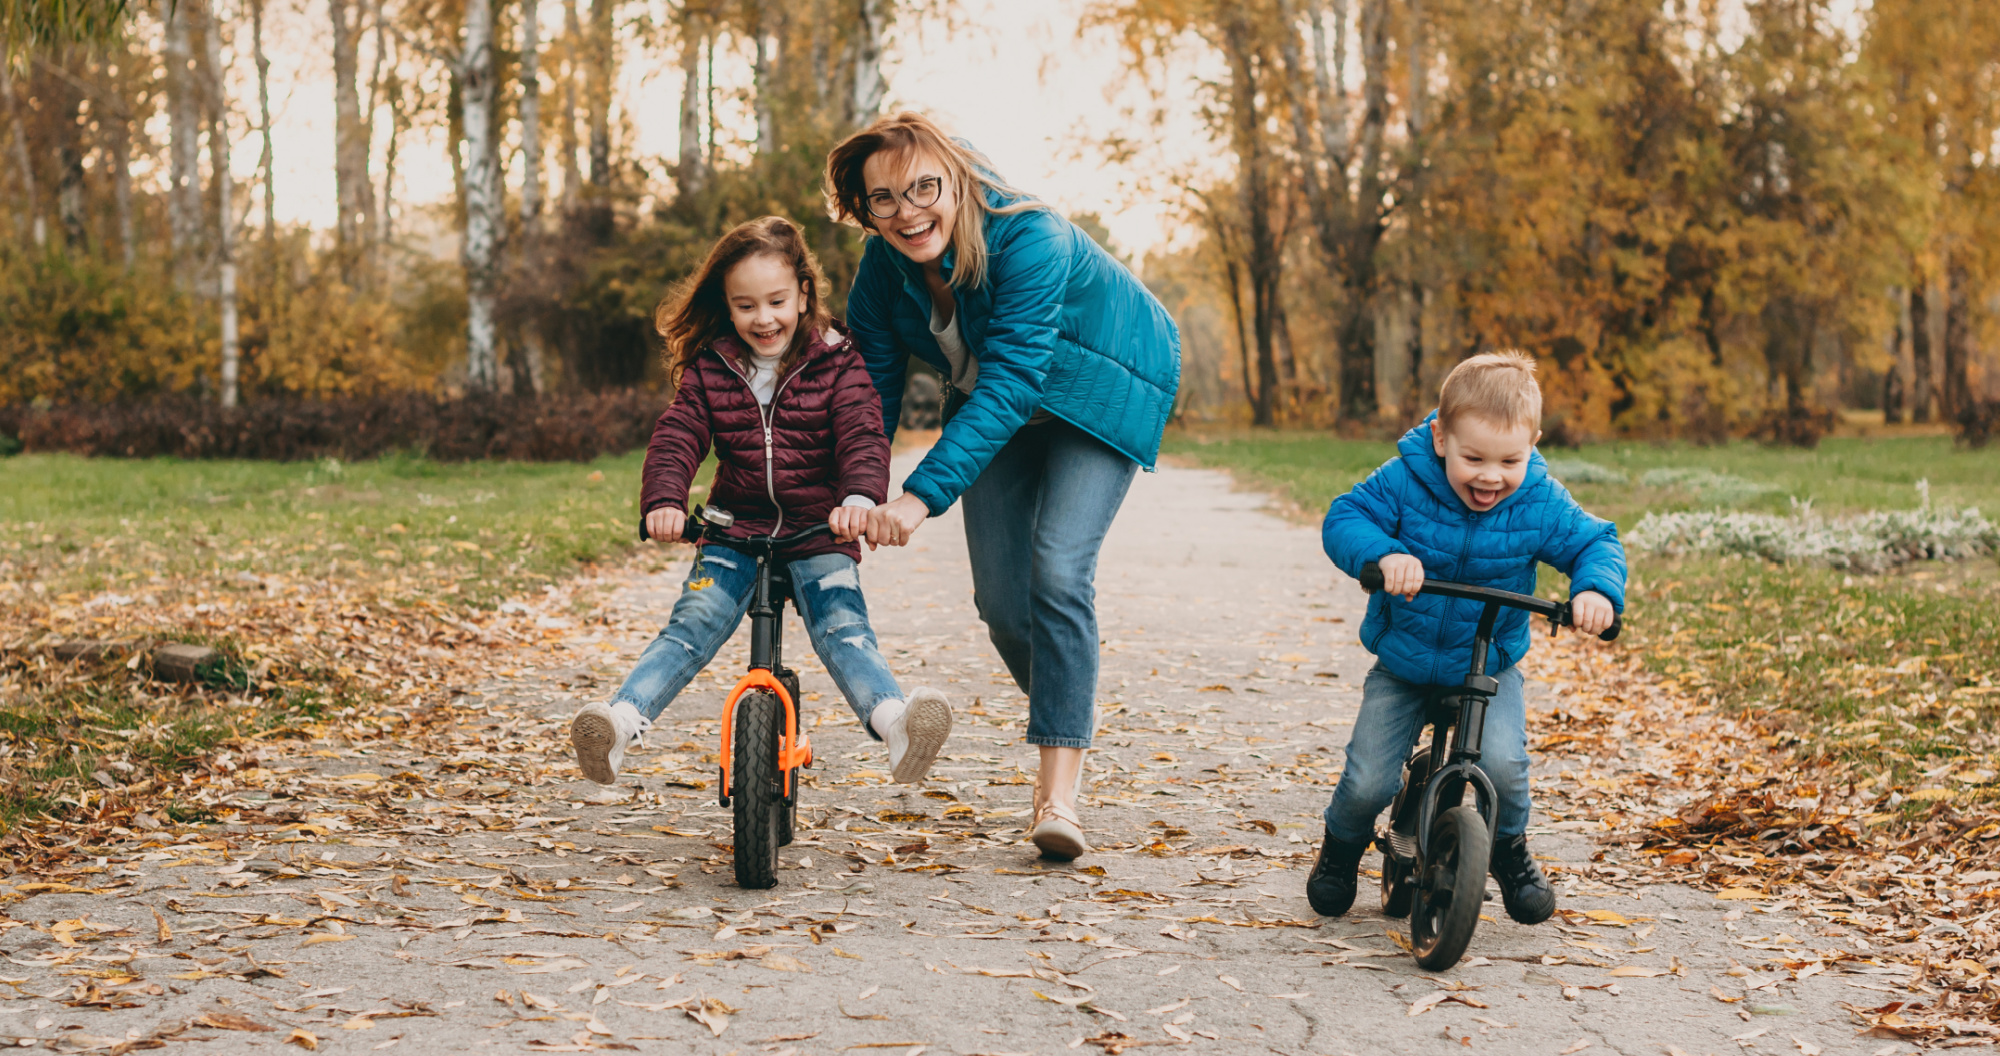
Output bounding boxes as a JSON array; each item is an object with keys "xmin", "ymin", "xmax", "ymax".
[{"xmin": 1031, "ymin": 801, "xmax": 1089, "ymax": 861}]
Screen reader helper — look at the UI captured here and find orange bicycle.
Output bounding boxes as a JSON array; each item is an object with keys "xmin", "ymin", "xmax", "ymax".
[{"xmin": 681, "ymin": 505, "xmax": 822, "ymax": 889}]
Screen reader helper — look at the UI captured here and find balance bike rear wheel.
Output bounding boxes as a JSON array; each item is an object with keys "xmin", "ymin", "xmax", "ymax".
[
  {"xmin": 1380, "ymin": 849, "xmax": 1415, "ymax": 919},
  {"xmin": 1410, "ymin": 805, "xmax": 1491, "ymax": 971},
  {"xmin": 731, "ymin": 690, "xmax": 785, "ymax": 890}
]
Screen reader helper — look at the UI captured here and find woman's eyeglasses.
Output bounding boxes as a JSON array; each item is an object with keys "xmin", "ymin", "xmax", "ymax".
[{"xmin": 865, "ymin": 176, "xmax": 944, "ymax": 219}]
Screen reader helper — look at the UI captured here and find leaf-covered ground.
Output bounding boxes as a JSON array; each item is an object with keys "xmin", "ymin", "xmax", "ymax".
[{"xmin": 0, "ymin": 454, "xmax": 1924, "ymax": 1053}]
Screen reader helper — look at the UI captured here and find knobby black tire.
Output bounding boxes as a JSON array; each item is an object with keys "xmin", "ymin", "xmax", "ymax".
[
  {"xmin": 1410, "ymin": 805, "xmax": 1491, "ymax": 971},
  {"xmin": 732, "ymin": 691, "xmax": 784, "ymax": 890}
]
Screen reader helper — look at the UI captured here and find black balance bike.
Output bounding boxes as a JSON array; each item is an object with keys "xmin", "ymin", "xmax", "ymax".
[
  {"xmin": 681, "ymin": 505, "xmax": 829, "ymax": 890},
  {"xmin": 1355, "ymin": 560, "xmax": 1621, "ymax": 969}
]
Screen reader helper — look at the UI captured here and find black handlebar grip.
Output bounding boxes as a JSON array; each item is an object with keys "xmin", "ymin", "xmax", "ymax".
[
  {"xmin": 1599, "ymin": 616, "xmax": 1621, "ymax": 643},
  {"xmin": 1357, "ymin": 561, "xmax": 1384, "ymax": 594}
]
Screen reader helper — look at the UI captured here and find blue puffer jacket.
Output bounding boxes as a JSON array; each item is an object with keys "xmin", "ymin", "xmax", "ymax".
[
  {"xmin": 1322, "ymin": 413, "xmax": 1627, "ymax": 685},
  {"xmin": 847, "ymin": 184, "xmax": 1182, "ymax": 515}
]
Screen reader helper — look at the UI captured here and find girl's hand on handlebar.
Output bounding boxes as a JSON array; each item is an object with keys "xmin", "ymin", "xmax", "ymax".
[
  {"xmin": 1570, "ymin": 590, "xmax": 1615, "ymax": 637},
  {"xmin": 645, "ymin": 507, "xmax": 687, "ymax": 543},
  {"xmin": 1379, "ymin": 554, "xmax": 1425, "ymax": 601},
  {"xmin": 864, "ymin": 493, "xmax": 928, "ymax": 550},
  {"xmin": 828, "ymin": 505, "xmax": 869, "ymax": 543}
]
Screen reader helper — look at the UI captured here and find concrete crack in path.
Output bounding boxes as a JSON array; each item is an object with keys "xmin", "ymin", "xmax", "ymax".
[{"xmin": 0, "ymin": 455, "xmax": 1868, "ymax": 1054}]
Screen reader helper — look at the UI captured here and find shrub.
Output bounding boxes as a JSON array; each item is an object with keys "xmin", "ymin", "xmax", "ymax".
[
  {"xmin": 1638, "ymin": 467, "xmax": 1775, "ymax": 504},
  {"xmin": 1627, "ymin": 489, "xmax": 1999, "ymax": 572},
  {"xmin": 1544, "ymin": 458, "xmax": 1627, "ymax": 485},
  {"xmin": 0, "ymin": 391, "xmax": 664, "ymax": 462}
]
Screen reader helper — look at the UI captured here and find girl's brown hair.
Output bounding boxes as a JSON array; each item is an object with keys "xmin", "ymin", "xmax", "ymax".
[
  {"xmin": 824, "ymin": 110, "xmax": 1043, "ymax": 291},
  {"xmin": 655, "ymin": 216, "xmax": 833, "ymax": 389}
]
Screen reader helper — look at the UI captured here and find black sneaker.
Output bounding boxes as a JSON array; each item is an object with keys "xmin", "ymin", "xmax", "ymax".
[
  {"xmin": 1490, "ymin": 834, "xmax": 1556, "ymax": 924},
  {"xmin": 1305, "ymin": 831, "xmax": 1371, "ymax": 918}
]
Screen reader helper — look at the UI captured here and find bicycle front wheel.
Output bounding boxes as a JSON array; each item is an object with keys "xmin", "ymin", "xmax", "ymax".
[
  {"xmin": 731, "ymin": 690, "xmax": 784, "ymax": 890},
  {"xmin": 1410, "ymin": 805, "xmax": 1490, "ymax": 971}
]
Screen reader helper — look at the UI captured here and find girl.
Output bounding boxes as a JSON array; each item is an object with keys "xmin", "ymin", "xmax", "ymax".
[
  {"xmin": 827, "ymin": 113, "xmax": 1180, "ymax": 859},
  {"xmin": 570, "ymin": 216, "xmax": 952, "ymax": 788}
]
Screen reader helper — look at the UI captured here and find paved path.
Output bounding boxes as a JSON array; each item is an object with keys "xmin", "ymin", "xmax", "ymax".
[{"xmin": 0, "ymin": 457, "xmax": 1882, "ymax": 1055}]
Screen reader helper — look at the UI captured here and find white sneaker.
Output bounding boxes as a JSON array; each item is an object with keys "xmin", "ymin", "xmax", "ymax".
[
  {"xmin": 571, "ymin": 701, "xmax": 650, "ymax": 786},
  {"xmin": 871, "ymin": 688, "xmax": 952, "ymax": 785}
]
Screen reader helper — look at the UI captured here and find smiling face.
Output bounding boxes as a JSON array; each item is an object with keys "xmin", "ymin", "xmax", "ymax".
[
  {"xmin": 1432, "ymin": 415, "xmax": 1541, "ymax": 512},
  {"xmin": 860, "ymin": 148, "xmax": 958, "ymax": 268},
  {"xmin": 722, "ymin": 253, "xmax": 808, "ymax": 358}
]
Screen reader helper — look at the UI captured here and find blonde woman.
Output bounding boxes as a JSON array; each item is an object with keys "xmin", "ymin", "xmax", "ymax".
[{"xmin": 825, "ymin": 112, "xmax": 1181, "ymax": 860}]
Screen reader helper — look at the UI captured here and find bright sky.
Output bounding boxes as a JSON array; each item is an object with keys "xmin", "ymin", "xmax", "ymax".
[{"xmin": 236, "ymin": 0, "xmax": 1208, "ymax": 258}]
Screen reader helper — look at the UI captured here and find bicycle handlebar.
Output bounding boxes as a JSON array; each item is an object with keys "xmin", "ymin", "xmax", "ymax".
[
  {"xmin": 1357, "ymin": 560, "xmax": 1622, "ymax": 643},
  {"xmin": 681, "ymin": 505, "xmax": 836, "ymax": 552}
]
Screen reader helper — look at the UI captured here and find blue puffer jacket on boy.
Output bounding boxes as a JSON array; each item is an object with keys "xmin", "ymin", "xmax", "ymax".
[{"xmin": 1322, "ymin": 413, "xmax": 1627, "ymax": 686}]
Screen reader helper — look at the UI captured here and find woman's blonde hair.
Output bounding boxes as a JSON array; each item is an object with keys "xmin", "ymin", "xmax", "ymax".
[
  {"xmin": 654, "ymin": 216, "xmax": 832, "ymax": 391},
  {"xmin": 825, "ymin": 110, "xmax": 1045, "ymax": 290},
  {"xmin": 1438, "ymin": 351, "xmax": 1543, "ymax": 432}
]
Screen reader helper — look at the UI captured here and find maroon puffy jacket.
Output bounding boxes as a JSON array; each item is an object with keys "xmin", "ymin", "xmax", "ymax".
[{"xmin": 639, "ymin": 325, "xmax": 891, "ymax": 562}]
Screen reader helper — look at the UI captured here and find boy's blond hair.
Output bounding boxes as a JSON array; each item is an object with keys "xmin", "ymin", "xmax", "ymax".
[{"xmin": 1438, "ymin": 351, "xmax": 1542, "ymax": 432}]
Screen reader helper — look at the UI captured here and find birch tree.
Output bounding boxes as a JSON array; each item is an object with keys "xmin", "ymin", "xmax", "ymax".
[
  {"xmin": 459, "ymin": 0, "xmax": 502, "ymax": 391},
  {"xmin": 200, "ymin": 0, "xmax": 240, "ymax": 407},
  {"xmin": 330, "ymin": 0, "xmax": 375, "ymax": 278}
]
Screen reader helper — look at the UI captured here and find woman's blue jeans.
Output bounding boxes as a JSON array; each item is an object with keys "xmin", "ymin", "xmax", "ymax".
[
  {"xmin": 1323, "ymin": 663, "xmax": 1532, "ymax": 844},
  {"xmin": 960, "ymin": 418, "xmax": 1137, "ymax": 748},
  {"xmin": 609, "ymin": 546, "xmax": 904, "ymax": 738}
]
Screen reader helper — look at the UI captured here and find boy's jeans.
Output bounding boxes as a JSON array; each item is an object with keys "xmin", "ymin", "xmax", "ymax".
[
  {"xmin": 1323, "ymin": 663, "xmax": 1531, "ymax": 845},
  {"xmin": 960, "ymin": 418, "xmax": 1137, "ymax": 748},
  {"xmin": 609, "ymin": 546, "xmax": 903, "ymax": 737}
]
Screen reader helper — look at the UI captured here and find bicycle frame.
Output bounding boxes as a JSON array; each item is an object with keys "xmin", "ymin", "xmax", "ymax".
[
  {"xmin": 682, "ymin": 507, "xmax": 819, "ymax": 808},
  {"xmin": 1359, "ymin": 562, "xmax": 1621, "ymax": 860}
]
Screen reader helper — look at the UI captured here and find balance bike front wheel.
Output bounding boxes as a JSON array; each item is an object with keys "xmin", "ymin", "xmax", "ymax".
[
  {"xmin": 730, "ymin": 690, "xmax": 785, "ymax": 890},
  {"xmin": 1410, "ymin": 805, "xmax": 1491, "ymax": 971}
]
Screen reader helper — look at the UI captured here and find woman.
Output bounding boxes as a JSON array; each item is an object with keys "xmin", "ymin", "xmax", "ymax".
[{"xmin": 826, "ymin": 112, "xmax": 1181, "ymax": 860}]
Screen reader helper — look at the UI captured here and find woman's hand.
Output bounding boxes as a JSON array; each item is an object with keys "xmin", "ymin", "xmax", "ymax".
[
  {"xmin": 1570, "ymin": 590, "xmax": 1616, "ymax": 637},
  {"xmin": 865, "ymin": 493, "xmax": 929, "ymax": 549},
  {"xmin": 645, "ymin": 507, "xmax": 687, "ymax": 544},
  {"xmin": 828, "ymin": 505, "xmax": 870, "ymax": 543}
]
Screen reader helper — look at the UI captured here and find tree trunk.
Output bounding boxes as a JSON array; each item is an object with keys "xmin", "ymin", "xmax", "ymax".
[
  {"xmin": 163, "ymin": 0, "xmax": 200, "ymax": 260},
  {"xmin": 1, "ymin": 61, "xmax": 41, "ymax": 248},
  {"xmin": 811, "ymin": 0, "xmax": 830, "ymax": 110},
  {"xmin": 50, "ymin": 55, "xmax": 88, "ymax": 249},
  {"xmin": 380, "ymin": 66, "xmax": 405, "ymax": 243},
  {"xmin": 559, "ymin": 0, "xmax": 580, "ymax": 209},
  {"xmin": 1406, "ymin": 279, "xmax": 1426, "ymax": 419},
  {"xmin": 1312, "ymin": 0, "xmax": 1348, "ymax": 165},
  {"xmin": 676, "ymin": 6, "xmax": 705, "ymax": 196},
  {"xmin": 461, "ymin": 0, "xmax": 503, "ymax": 392},
  {"xmin": 330, "ymin": 0, "xmax": 374, "ymax": 278},
  {"xmin": 108, "ymin": 88, "xmax": 134, "ymax": 265},
  {"xmin": 198, "ymin": 0, "xmax": 240, "ymax": 407},
  {"xmin": 585, "ymin": 0, "xmax": 613, "ymax": 188},
  {"xmin": 753, "ymin": 1, "xmax": 777, "ymax": 155},
  {"xmin": 520, "ymin": 0, "xmax": 543, "ymax": 226},
  {"xmin": 1405, "ymin": 0, "xmax": 1423, "ymax": 138},
  {"xmin": 850, "ymin": 0, "xmax": 886, "ymax": 124},
  {"xmin": 1910, "ymin": 276, "xmax": 1932, "ymax": 423},
  {"xmin": 1222, "ymin": 13, "xmax": 1280, "ymax": 427},
  {"xmin": 1333, "ymin": 0, "xmax": 1388, "ymax": 423},
  {"xmin": 1943, "ymin": 256, "xmax": 1971, "ymax": 422},
  {"xmin": 251, "ymin": 0, "xmax": 275, "ymax": 243}
]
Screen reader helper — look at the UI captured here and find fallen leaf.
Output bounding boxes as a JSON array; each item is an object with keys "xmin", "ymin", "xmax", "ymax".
[
  {"xmin": 285, "ymin": 1029, "xmax": 319, "ymax": 1050},
  {"xmin": 196, "ymin": 1013, "xmax": 275, "ymax": 1032}
]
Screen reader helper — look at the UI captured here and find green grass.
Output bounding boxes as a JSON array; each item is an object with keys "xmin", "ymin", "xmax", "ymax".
[
  {"xmin": 0, "ymin": 450, "xmax": 719, "ymax": 832},
  {"xmin": 0, "ymin": 451, "xmax": 679, "ymax": 608},
  {"xmin": 1164, "ymin": 429, "xmax": 2000, "ymax": 790}
]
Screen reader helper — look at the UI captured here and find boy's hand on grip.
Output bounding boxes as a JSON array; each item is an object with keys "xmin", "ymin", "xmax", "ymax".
[
  {"xmin": 1570, "ymin": 590, "xmax": 1615, "ymax": 637},
  {"xmin": 645, "ymin": 507, "xmax": 687, "ymax": 544},
  {"xmin": 1378, "ymin": 554, "xmax": 1425, "ymax": 601},
  {"xmin": 828, "ymin": 505, "xmax": 869, "ymax": 543}
]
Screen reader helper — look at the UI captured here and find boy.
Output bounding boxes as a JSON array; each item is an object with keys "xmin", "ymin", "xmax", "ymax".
[{"xmin": 1308, "ymin": 352, "xmax": 1625, "ymax": 924}]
